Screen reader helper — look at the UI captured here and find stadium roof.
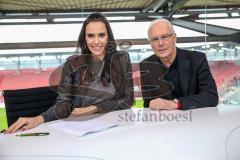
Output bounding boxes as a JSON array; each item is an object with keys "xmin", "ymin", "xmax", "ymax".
[
  {"xmin": 0, "ymin": 0, "xmax": 240, "ymax": 13},
  {"xmin": 0, "ymin": 0, "xmax": 240, "ymax": 49}
]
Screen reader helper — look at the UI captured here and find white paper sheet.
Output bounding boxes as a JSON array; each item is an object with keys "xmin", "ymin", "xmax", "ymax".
[{"xmin": 49, "ymin": 119, "xmax": 118, "ymax": 137}]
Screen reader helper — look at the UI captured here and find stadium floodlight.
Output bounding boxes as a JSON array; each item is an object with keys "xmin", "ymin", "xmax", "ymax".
[{"xmin": 0, "ymin": 19, "xmax": 47, "ymax": 23}]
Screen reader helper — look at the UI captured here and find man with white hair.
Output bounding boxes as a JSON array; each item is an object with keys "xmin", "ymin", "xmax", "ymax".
[{"xmin": 140, "ymin": 18, "xmax": 218, "ymax": 110}]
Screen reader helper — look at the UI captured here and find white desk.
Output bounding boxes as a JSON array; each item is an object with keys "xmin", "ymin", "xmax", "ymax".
[{"xmin": 1, "ymin": 105, "xmax": 240, "ymax": 160}]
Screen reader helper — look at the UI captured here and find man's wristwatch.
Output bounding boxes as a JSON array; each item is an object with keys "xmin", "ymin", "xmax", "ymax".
[
  {"xmin": 173, "ymin": 98, "xmax": 178, "ymax": 104},
  {"xmin": 173, "ymin": 98, "xmax": 181, "ymax": 109}
]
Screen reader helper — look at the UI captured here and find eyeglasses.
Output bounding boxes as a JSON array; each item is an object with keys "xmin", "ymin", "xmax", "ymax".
[{"xmin": 149, "ymin": 33, "xmax": 175, "ymax": 43}]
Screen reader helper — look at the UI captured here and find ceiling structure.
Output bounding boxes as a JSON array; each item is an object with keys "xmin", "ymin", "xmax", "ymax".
[
  {"xmin": 0, "ymin": 0, "xmax": 240, "ymax": 13},
  {"xmin": 0, "ymin": 0, "xmax": 240, "ymax": 49},
  {"xmin": 1, "ymin": 0, "xmax": 240, "ymax": 23}
]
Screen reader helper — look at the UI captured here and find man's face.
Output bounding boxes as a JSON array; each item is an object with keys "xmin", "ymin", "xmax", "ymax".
[{"xmin": 148, "ymin": 22, "xmax": 176, "ymax": 60}]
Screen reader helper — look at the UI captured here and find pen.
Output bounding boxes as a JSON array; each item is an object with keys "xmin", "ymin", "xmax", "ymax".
[
  {"xmin": 0, "ymin": 129, "xmax": 6, "ymax": 133},
  {"xmin": 16, "ymin": 132, "xmax": 50, "ymax": 137}
]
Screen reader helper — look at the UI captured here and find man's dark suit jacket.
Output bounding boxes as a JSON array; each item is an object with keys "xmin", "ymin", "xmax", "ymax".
[{"xmin": 139, "ymin": 48, "xmax": 218, "ymax": 110}]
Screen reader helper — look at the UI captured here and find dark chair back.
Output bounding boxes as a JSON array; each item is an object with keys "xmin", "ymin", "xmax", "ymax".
[{"xmin": 3, "ymin": 86, "xmax": 58, "ymax": 127}]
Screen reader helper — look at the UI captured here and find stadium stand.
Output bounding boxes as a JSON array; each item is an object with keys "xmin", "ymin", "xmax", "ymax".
[
  {"xmin": 209, "ymin": 61, "xmax": 240, "ymax": 89},
  {"xmin": 1, "ymin": 62, "xmax": 240, "ymax": 103}
]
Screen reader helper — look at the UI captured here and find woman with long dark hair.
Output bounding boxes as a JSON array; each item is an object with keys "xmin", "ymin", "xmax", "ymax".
[{"xmin": 6, "ymin": 13, "xmax": 134, "ymax": 133}]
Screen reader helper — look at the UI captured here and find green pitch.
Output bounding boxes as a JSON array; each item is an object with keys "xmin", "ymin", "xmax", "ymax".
[
  {"xmin": 133, "ymin": 99, "xmax": 144, "ymax": 108},
  {"xmin": 0, "ymin": 108, "xmax": 7, "ymax": 131}
]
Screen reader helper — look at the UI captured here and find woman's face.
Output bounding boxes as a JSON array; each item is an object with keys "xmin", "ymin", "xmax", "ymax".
[{"xmin": 85, "ymin": 22, "xmax": 108, "ymax": 60}]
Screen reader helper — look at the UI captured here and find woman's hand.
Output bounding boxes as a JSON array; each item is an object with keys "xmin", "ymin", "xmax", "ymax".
[
  {"xmin": 70, "ymin": 105, "xmax": 98, "ymax": 117},
  {"xmin": 5, "ymin": 116, "xmax": 44, "ymax": 134}
]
